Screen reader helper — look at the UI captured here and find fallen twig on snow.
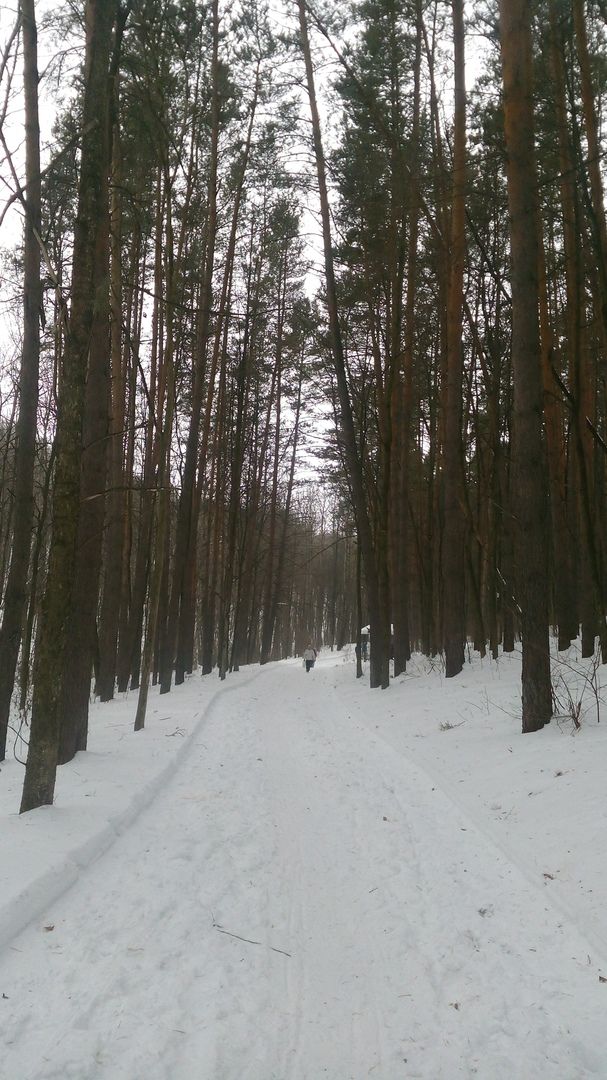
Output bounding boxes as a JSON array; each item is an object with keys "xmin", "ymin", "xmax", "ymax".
[{"xmin": 212, "ymin": 920, "xmax": 291, "ymax": 957}]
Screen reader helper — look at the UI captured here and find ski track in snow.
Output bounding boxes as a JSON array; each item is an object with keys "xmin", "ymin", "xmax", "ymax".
[{"xmin": 2, "ymin": 658, "xmax": 607, "ymax": 1079}]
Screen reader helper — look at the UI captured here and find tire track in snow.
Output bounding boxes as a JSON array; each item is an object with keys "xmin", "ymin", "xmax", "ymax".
[
  {"xmin": 2, "ymin": 658, "xmax": 607, "ymax": 1079},
  {"xmin": 314, "ymin": 692, "xmax": 607, "ymax": 1079},
  {"xmin": 0, "ymin": 672, "xmax": 284, "ymax": 1080},
  {"xmin": 254, "ymin": 660, "xmax": 607, "ymax": 1079},
  {"xmin": 253, "ymin": 663, "xmax": 414, "ymax": 1078},
  {"xmin": 371, "ymin": 714, "xmax": 607, "ymax": 967}
]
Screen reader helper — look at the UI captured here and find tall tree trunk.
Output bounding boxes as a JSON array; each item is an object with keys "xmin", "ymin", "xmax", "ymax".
[
  {"xmin": 550, "ymin": 0, "xmax": 607, "ymax": 658},
  {"xmin": 116, "ymin": 176, "xmax": 162, "ymax": 693},
  {"xmin": 162, "ymin": 0, "xmax": 220, "ymax": 692},
  {"xmin": 57, "ymin": 4, "xmax": 129, "ymax": 762},
  {"xmin": 499, "ymin": 0, "xmax": 552, "ymax": 732},
  {"xmin": 298, "ymin": 0, "xmax": 389, "ymax": 688},
  {"xmin": 134, "ymin": 179, "xmax": 176, "ymax": 731},
  {"xmin": 222, "ymin": 229, "xmax": 260, "ymax": 673},
  {"xmin": 260, "ymin": 253, "xmax": 287, "ymax": 665},
  {"xmin": 214, "ymin": 311, "xmax": 232, "ymax": 682},
  {"xmin": 537, "ymin": 217, "xmax": 576, "ymax": 651},
  {"xmin": 0, "ymin": 395, "xmax": 19, "ymax": 600},
  {"xmin": 114, "ymin": 230, "xmax": 143, "ymax": 691},
  {"xmin": 441, "ymin": 0, "xmax": 467, "ymax": 678},
  {"xmin": 96, "ymin": 114, "xmax": 127, "ymax": 702},
  {"xmin": 390, "ymin": 0, "xmax": 422, "ymax": 677},
  {"xmin": 572, "ymin": 0, "xmax": 607, "ymax": 348},
  {"xmin": 21, "ymin": 0, "xmax": 116, "ymax": 811},
  {"xmin": 261, "ymin": 360, "xmax": 303, "ymax": 664},
  {"xmin": 57, "ymin": 203, "xmax": 111, "ymax": 763},
  {"xmin": 231, "ymin": 362, "xmax": 278, "ymax": 669},
  {"xmin": 19, "ymin": 444, "xmax": 55, "ymax": 710},
  {"xmin": 0, "ymin": 0, "xmax": 41, "ymax": 759}
]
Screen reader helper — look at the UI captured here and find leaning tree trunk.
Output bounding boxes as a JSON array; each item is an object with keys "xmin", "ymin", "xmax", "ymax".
[
  {"xmin": 499, "ymin": 0, "xmax": 552, "ymax": 732},
  {"xmin": 0, "ymin": 0, "xmax": 41, "ymax": 760}
]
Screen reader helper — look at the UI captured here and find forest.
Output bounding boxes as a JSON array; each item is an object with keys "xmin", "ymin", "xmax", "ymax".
[{"xmin": 0, "ymin": 0, "xmax": 606, "ymax": 811}]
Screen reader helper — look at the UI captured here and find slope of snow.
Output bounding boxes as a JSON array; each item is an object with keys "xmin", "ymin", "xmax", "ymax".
[{"xmin": 1, "ymin": 646, "xmax": 607, "ymax": 1079}]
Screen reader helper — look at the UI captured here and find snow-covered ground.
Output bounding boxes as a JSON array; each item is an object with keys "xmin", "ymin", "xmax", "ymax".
[{"xmin": 1, "ymin": 645, "xmax": 607, "ymax": 1079}]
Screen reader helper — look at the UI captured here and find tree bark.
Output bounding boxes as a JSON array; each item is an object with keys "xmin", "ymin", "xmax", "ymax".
[
  {"xmin": 21, "ymin": 0, "xmax": 116, "ymax": 811},
  {"xmin": 0, "ymin": 0, "xmax": 41, "ymax": 759},
  {"xmin": 499, "ymin": 0, "xmax": 552, "ymax": 732},
  {"xmin": 260, "ymin": 251, "xmax": 287, "ymax": 665},
  {"xmin": 134, "ymin": 177, "xmax": 176, "ymax": 731},
  {"xmin": 441, "ymin": 0, "xmax": 467, "ymax": 678},
  {"xmin": 389, "ymin": 0, "xmax": 422, "ymax": 677},
  {"xmin": 116, "ymin": 175, "xmax": 162, "ymax": 693},
  {"xmin": 96, "ymin": 112, "xmax": 127, "ymax": 702},
  {"xmin": 161, "ymin": 0, "xmax": 220, "ymax": 692},
  {"xmin": 298, "ymin": 0, "xmax": 389, "ymax": 688}
]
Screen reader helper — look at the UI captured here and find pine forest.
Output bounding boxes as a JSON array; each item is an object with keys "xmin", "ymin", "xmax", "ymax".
[{"xmin": 1, "ymin": 0, "xmax": 607, "ymax": 812}]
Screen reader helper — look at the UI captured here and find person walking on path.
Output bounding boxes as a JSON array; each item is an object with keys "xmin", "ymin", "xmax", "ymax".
[{"xmin": 303, "ymin": 645, "xmax": 316, "ymax": 673}]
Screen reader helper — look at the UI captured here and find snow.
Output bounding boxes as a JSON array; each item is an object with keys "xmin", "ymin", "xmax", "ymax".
[{"xmin": 2, "ymin": 646, "xmax": 607, "ymax": 1079}]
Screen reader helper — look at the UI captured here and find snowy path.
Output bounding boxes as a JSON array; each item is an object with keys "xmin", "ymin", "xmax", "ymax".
[{"xmin": 2, "ymin": 656, "xmax": 607, "ymax": 1079}]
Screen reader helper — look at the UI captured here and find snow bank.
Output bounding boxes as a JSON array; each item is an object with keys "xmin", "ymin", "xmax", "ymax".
[
  {"xmin": 3, "ymin": 645, "xmax": 607, "ymax": 1080},
  {"xmin": 345, "ymin": 642, "xmax": 607, "ymax": 962},
  {"xmin": 0, "ymin": 669, "xmax": 260, "ymax": 953}
]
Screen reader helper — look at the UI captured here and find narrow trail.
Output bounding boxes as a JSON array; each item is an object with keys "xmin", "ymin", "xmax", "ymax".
[{"xmin": 2, "ymin": 656, "xmax": 606, "ymax": 1079}]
